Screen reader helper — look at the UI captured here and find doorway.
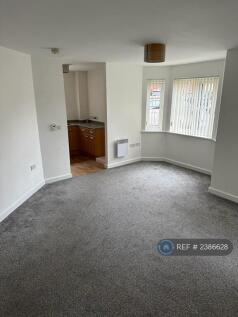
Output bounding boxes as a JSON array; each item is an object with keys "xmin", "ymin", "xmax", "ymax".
[{"xmin": 63, "ymin": 63, "xmax": 107, "ymax": 176}]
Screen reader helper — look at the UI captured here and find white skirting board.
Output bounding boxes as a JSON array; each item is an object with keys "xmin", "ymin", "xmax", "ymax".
[
  {"xmin": 0, "ymin": 173, "xmax": 72, "ymax": 223},
  {"xmin": 208, "ymin": 187, "xmax": 238, "ymax": 204},
  {"xmin": 141, "ymin": 157, "xmax": 212, "ymax": 175},
  {"xmin": 164, "ymin": 158, "xmax": 211, "ymax": 175},
  {"xmin": 45, "ymin": 173, "xmax": 72, "ymax": 184},
  {"xmin": 0, "ymin": 180, "xmax": 45, "ymax": 223},
  {"xmin": 1, "ymin": 161, "xmax": 237, "ymax": 224},
  {"xmin": 106, "ymin": 156, "xmax": 212, "ymax": 175},
  {"xmin": 106, "ymin": 157, "xmax": 141, "ymax": 169},
  {"xmin": 140, "ymin": 157, "xmax": 164, "ymax": 162}
]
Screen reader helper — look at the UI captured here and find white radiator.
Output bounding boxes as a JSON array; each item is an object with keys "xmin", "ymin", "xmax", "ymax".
[{"xmin": 116, "ymin": 139, "xmax": 128, "ymax": 158}]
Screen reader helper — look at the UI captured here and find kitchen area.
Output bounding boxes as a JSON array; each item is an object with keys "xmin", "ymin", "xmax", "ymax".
[{"xmin": 63, "ymin": 63, "xmax": 107, "ymax": 176}]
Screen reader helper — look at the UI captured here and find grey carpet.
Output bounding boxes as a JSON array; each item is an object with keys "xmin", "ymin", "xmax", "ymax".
[{"xmin": 0, "ymin": 162, "xmax": 238, "ymax": 317}]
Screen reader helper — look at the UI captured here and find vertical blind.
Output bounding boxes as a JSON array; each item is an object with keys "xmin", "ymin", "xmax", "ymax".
[
  {"xmin": 170, "ymin": 77, "xmax": 219, "ymax": 138},
  {"xmin": 146, "ymin": 79, "xmax": 165, "ymax": 130}
]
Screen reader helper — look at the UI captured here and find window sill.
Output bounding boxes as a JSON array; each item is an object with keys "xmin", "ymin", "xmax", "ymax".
[
  {"xmin": 141, "ymin": 130, "xmax": 216, "ymax": 142},
  {"xmin": 141, "ymin": 129, "xmax": 162, "ymax": 133}
]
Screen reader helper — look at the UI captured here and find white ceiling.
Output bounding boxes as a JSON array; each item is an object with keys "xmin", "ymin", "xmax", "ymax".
[{"xmin": 1, "ymin": 0, "xmax": 238, "ymax": 65}]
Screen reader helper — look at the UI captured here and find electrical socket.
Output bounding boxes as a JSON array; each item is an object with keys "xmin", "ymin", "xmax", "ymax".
[{"xmin": 129, "ymin": 143, "xmax": 141, "ymax": 148}]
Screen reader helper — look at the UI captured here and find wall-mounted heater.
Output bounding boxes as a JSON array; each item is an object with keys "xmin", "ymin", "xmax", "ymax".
[{"xmin": 116, "ymin": 139, "xmax": 128, "ymax": 158}]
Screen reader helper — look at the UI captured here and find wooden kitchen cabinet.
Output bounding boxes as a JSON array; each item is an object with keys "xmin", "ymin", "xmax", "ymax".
[
  {"xmin": 68, "ymin": 126, "xmax": 81, "ymax": 155},
  {"xmin": 79, "ymin": 127, "xmax": 105, "ymax": 157},
  {"xmin": 68, "ymin": 125, "xmax": 105, "ymax": 157}
]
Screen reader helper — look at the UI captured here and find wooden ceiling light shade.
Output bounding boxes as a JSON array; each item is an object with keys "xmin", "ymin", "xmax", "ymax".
[{"xmin": 144, "ymin": 43, "xmax": 166, "ymax": 63}]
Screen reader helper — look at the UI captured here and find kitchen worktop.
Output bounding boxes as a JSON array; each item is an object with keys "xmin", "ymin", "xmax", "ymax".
[{"xmin": 67, "ymin": 120, "xmax": 104, "ymax": 129}]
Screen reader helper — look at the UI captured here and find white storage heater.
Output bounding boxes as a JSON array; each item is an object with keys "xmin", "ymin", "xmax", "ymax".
[{"xmin": 116, "ymin": 139, "xmax": 128, "ymax": 158}]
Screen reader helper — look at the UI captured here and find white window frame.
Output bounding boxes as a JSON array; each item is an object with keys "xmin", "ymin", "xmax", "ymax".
[
  {"xmin": 145, "ymin": 79, "xmax": 165, "ymax": 131},
  {"xmin": 169, "ymin": 76, "xmax": 219, "ymax": 139}
]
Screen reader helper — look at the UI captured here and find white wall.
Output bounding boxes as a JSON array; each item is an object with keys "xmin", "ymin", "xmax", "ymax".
[
  {"xmin": 0, "ymin": 46, "xmax": 44, "ymax": 220},
  {"xmin": 88, "ymin": 65, "xmax": 107, "ymax": 122},
  {"xmin": 210, "ymin": 48, "xmax": 238, "ymax": 201},
  {"xmin": 106, "ymin": 63, "xmax": 142, "ymax": 167},
  {"xmin": 63, "ymin": 71, "xmax": 89, "ymax": 120},
  {"xmin": 76, "ymin": 71, "xmax": 89, "ymax": 120},
  {"xmin": 63, "ymin": 72, "xmax": 79, "ymax": 120},
  {"xmin": 31, "ymin": 55, "xmax": 71, "ymax": 182},
  {"xmin": 141, "ymin": 60, "xmax": 225, "ymax": 173},
  {"xmin": 141, "ymin": 132, "xmax": 165, "ymax": 158},
  {"xmin": 164, "ymin": 133, "xmax": 215, "ymax": 173}
]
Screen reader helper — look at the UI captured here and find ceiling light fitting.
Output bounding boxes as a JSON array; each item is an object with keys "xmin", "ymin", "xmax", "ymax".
[{"xmin": 144, "ymin": 43, "xmax": 165, "ymax": 63}]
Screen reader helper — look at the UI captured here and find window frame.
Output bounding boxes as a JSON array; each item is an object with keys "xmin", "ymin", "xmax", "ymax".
[
  {"xmin": 169, "ymin": 76, "xmax": 220, "ymax": 139},
  {"xmin": 145, "ymin": 79, "xmax": 166, "ymax": 131}
]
